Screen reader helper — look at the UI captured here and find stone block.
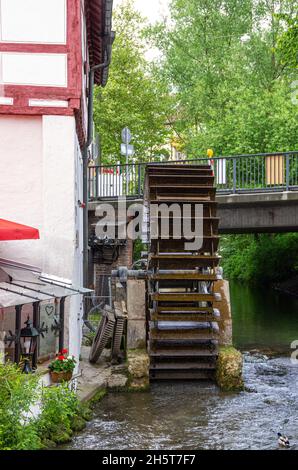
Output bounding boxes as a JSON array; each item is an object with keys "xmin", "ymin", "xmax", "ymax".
[
  {"xmin": 107, "ymin": 373, "xmax": 128, "ymax": 390},
  {"xmin": 127, "ymin": 320, "xmax": 146, "ymax": 349},
  {"xmin": 127, "ymin": 280, "xmax": 146, "ymax": 320},
  {"xmin": 127, "ymin": 349, "xmax": 150, "ymax": 391},
  {"xmin": 216, "ymin": 346, "xmax": 244, "ymax": 391},
  {"xmin": 127, "ymin": 350, "xmax": 150, "ymax": 379}
]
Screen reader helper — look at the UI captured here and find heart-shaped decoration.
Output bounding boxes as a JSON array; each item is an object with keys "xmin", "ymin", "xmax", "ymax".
[{"xmin": 45, "ymin": 305, "xmax": 54, "ymax": 317}]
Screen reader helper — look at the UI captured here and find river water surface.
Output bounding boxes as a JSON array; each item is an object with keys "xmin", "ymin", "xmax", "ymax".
[{"xmin": 68, "ymin": 282, "xmax": 298, "ymax": 450}]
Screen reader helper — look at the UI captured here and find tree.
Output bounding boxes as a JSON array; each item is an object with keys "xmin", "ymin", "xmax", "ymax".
[
  {"xmin": 93, "ymin": 0, "xmax": 173, "ymax": 164},
  {"xmin": 151, "ymin": 0, "xmax": 298, "ymax": 156},
  {"xmin": 277, "ymin": 8, "xmax": 298, "ymax": 69}
]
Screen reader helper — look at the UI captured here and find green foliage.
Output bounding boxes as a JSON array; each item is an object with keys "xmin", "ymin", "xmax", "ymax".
[
  {"xmin": 0, "ymin": 362, "xmax": 90, "ymax": 450},
  {"xmin": 133, "ymin": 238, "xmax": 146, "ymax": 262},
  {"xmin": 150, "ymin": 0, "xmax": 298, "ymax": 157},
  {"xmin": 0, "ymin": 362, "xmax": 41, "ymax": 450},
  {"xmin": 94, "ymin": 0, "xmax": 174, "ymax": 164},
  {"xmin": 37, "ymin": 384, "xmax": 78, "ymax": 442},
  {"xmin": 221, "ymin": 233, "xmax": 298, "ymax": 283},
  {"xmin": 277, "ymin": 9, "xmax": 298, "ymax": 69}
]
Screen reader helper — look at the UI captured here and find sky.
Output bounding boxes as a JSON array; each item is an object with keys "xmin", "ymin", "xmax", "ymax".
[
  {"xmin": 113, "ymin": 0, "xmax": 170, "ymax": 24},
  {"xmin": 113, "ymin": 0, "xmax": 170, "ymax": 60}
]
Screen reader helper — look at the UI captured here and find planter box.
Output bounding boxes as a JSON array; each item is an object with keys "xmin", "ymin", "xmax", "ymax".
[{"xmin": 50, "ymin": 370, "xmax": 73, "ymax": 383}]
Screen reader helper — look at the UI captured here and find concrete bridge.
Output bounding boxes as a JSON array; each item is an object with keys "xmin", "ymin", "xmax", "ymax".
[
  {"xmin": 88, "ymin": 151, "xmax": 298, "ymax": 234},
  {"xmin": 217, "ymin": 191, "xmax": 298, "ymax": 233}
]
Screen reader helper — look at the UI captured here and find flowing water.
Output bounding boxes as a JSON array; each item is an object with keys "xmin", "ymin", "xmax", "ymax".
[{"xmin": 67, "ymin": 282, "xmax": 298, "ymax": 450}]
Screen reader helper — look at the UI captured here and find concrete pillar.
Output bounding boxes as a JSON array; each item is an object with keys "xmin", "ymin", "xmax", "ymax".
[
  {"xmin": 126, "ymin": 279, "xmax": 146, "ymax": 349},
  {"xmin": 214, "ymin": 279, "xmax": 233, "ymax": 346}
]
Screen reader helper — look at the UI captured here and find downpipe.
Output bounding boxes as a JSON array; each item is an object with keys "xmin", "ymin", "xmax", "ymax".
[{"xmin": 83, "ymin": 32, "xmax": 115, "ymax": 293}]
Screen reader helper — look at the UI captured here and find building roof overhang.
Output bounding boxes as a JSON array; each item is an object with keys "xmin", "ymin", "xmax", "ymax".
[
  {"xmin": 0, "ymin": 258, "xmax": 93, "ymax": 308},
  {"xmin": 86, "ymin": 0, "xmax": 114, "ymax": 86}
]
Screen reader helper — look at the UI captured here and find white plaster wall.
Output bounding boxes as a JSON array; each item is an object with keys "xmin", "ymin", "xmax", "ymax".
[
  {"xmin": 1, "ymin": 52, "xmax": 68, "ymax": 87},
  {"xmin": 42, "ymin": 116, "xmax": 83, "ymax": 367},
  {"xmin": 0, "ymin": 115, "xmax": 84, "ymax": 365},
  {"xmin": 0, "ymin": 115, "xmax": 43, "ymax": 265},
  {"xmin": 41, "ymin": 115, "xmax": 76, "ymax": 277},
  {"xmin": 68, "ymin": 136, "xmax": 84, "ymax": 366},
  {"xmin": 0, "ymin": 0, "xmax": 67, "ymax": 44}
]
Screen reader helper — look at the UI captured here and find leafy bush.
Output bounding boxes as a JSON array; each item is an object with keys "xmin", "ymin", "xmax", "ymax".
[
  {"xmin": 221, "ymin": 233, "xmax": 298, "ymax": 283},
  {"xmin": 0, "ymin": 362, "xmax": 41, "ymax": 450},
  {"xmin": 0, "ymin": 362, "xmax": 89, "ymax": 449},
  {"xmin": 37, "ymin": 384, "xmax": 79, "ymax": 444}
]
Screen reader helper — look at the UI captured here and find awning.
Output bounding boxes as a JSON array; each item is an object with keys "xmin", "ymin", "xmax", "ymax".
[
  {"xmin": 0, "ymin": 258, "xmax": 93, "ymax": 308},
  {"xmin": 0, "ymin": 219, "xmax": 40, "ymax": 241}
]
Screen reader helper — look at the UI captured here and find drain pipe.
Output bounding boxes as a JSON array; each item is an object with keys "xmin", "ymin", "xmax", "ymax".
[{"xmin": 83, "ymin": 32, "xmax": 115, "ymax": 290}]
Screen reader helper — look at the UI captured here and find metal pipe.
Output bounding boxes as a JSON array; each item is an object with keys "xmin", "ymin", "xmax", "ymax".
[
  {"xmin": 83, "ymin": 29, "xmax": 115, "ymax": 288},
  {"xmin": 0, "ymin": 285, "xmax": 42, "ymax": 301},
  {"xmin": 32, "ymin": 302, "xmax": 40, "ymax": 370},
  {"xmin": 111, "ymin": 268, "xmax": 148, "ymax": 280},
  {"xmin": 14, "ymin": 305, "xmax": 22, "ymax": 364},
  {"xmin": 59, "ymin": 297, "xmax": 66, "ymax": 352}
]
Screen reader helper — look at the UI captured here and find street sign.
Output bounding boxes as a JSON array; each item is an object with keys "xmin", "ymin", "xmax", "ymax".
[
  {"xmin": 121, "ymin": 143, "xmax": 134, "ymax": 156},
  {"xmin": 121, "ymin": 127, "xmax": 132, "ymax": 144}
]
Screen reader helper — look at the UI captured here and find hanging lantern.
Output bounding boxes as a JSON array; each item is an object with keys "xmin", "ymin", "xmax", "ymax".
[{"xmin": 20, "ymin": 317, "xmax": 39, "ymax": 374}]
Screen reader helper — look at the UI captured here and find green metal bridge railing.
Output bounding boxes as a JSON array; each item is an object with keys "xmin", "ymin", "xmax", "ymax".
[{"xmin": 88, "ymin": 151, "xmax": 298, "ymax": 200}]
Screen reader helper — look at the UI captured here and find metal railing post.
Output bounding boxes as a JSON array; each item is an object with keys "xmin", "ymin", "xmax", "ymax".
[
  {"xmin": 233, "ymin": 158, "xmax": 237, "ymax": 193},
  {"xmin": 95, "ymin": 166, "xmax": 99, "ymax": 199},
  {"xmin": 138, "ymin": 163, "xmax": 142, "ymax": 197},
  {"xmin": 286, "ymin": 154, "xmax": 290, "ymax": 191}
]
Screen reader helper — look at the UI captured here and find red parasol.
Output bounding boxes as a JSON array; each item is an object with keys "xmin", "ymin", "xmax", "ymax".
[{"xmin": 0, "ymin": 218, "xmax": 40, "ymax": 241}]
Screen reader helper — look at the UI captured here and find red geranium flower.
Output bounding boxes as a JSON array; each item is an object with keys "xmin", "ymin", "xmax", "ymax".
[
  {"xmin": 58, "ymin": 355, "xmax": 65, "ymax": 361},
  {"xmin": 62, "ymin": 348, "xmax": 68, "ymax": 354}
]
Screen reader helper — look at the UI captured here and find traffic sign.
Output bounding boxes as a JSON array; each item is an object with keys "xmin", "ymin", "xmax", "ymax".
[
  {"xmin": 121, "ymin": 127, "xmax": 132, "ymax": 144},
  {"xmin": 121, "ymin": 143, "xmax": 134, "ymax": 156}
]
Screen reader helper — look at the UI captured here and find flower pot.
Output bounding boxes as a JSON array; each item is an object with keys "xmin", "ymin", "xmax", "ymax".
[{"xmin": 50, "ymin": 370, "xmax": 73, "ymax": 383}]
